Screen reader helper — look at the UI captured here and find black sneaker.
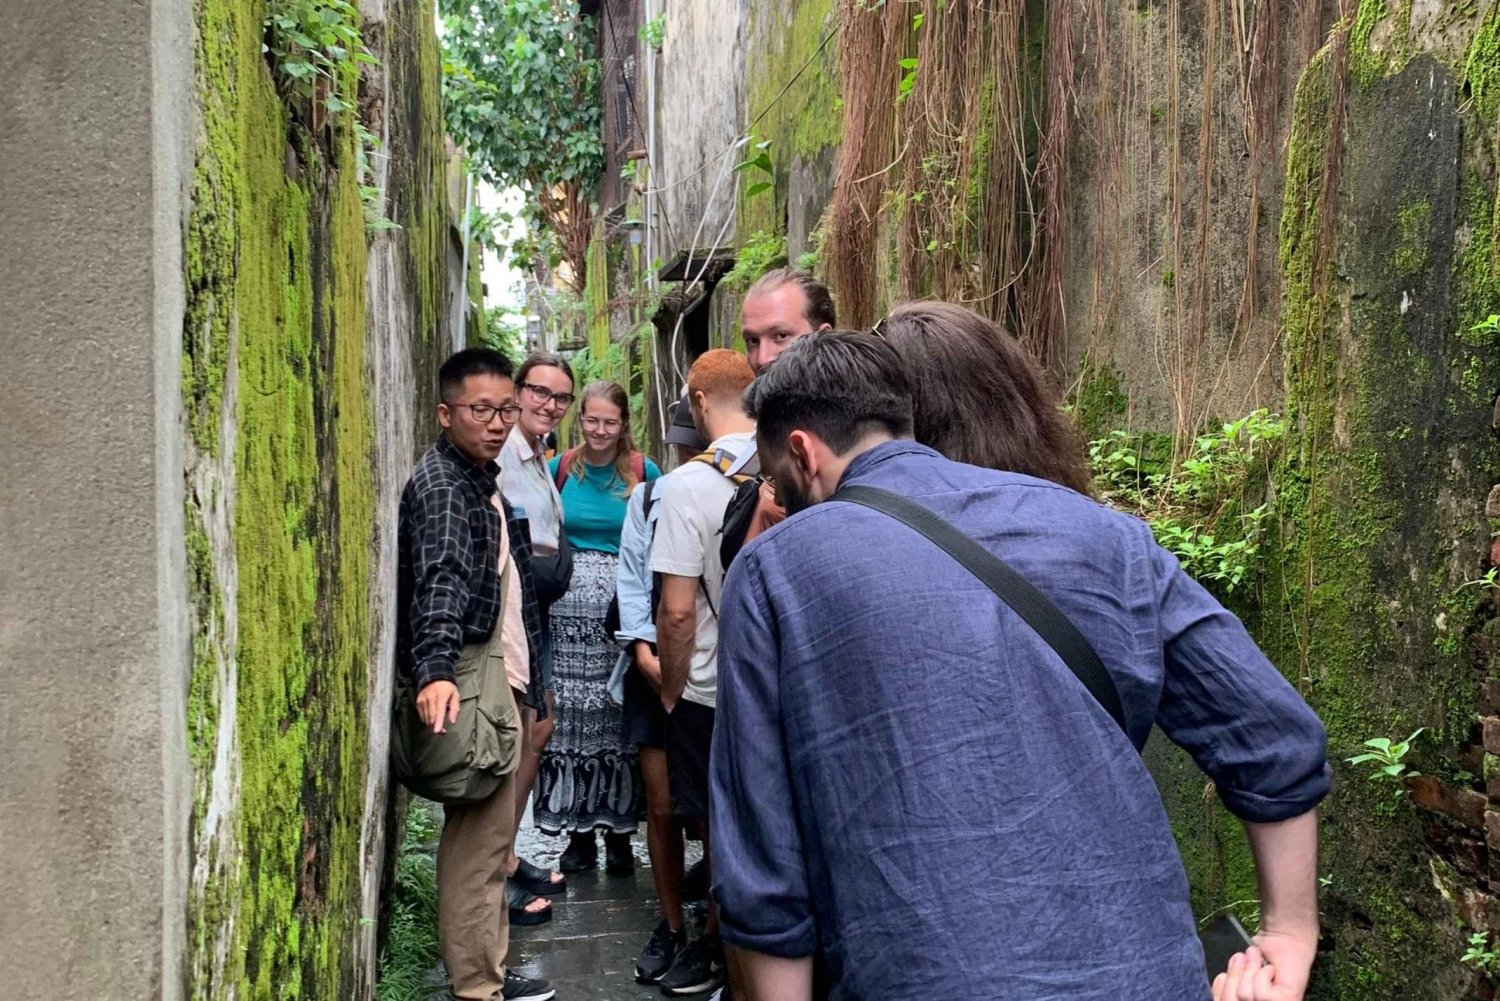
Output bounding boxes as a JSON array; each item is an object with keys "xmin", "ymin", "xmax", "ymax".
[
  {"xmin": 682, "ymin": 858, "xmax": 708, "ymax": 902},
  {"xmin": 605, "ymin": 831, "xmax": 635, "ymax": 875},
  {"xmin": 658, "ymin": 934, "xmax": 725, "ymax": 996},
  {"xmin": 635, "ymin": 919, "xmax": 685, "ymax": 984},
  {"xmin": 558, "ymin": 832, "xmax": 598, "ymax": 873},
  {"xmin": 500, "ymin": 969, "xmax": 556, "ymax": 1001}
]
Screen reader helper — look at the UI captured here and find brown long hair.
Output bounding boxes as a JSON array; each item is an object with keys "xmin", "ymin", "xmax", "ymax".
[
  {"xmin": 572, "ymin": 380, "xmax": 643, "ymax": 495},
  {"xmin": 877, "ymin": 301, "xmax": 1093, "ymax": 495}
]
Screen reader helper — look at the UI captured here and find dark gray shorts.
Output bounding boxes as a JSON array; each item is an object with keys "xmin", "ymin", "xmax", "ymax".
[{"xmin": 665, "ymin": 699, "xmax": 714, "ymax": 822}]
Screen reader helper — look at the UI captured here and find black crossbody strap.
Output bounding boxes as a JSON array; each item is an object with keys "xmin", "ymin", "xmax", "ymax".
[{"xmin": 833, "ymin": 485, "xmax": 1128, "ymax": 733}]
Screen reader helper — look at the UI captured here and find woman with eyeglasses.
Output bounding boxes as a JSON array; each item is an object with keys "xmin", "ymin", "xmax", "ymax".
[
  {"xmin": 538, "ymin": 380, "xmax": 660, "ymax": 874},
  {"xmin": 499, "ymin": 351, "xmax": 578, "ymax": 923}
]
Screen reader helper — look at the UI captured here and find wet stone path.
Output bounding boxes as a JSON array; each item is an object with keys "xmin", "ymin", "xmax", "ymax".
[{"xmin": 426, "ymin": 806, "xmax": 705, "ymax": 1000}]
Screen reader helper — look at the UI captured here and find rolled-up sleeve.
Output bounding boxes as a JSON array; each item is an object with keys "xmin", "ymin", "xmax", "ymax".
[
  {"xmin": 711, "ymin": 553, "xmax": 815, "ymax": 958},
  {"xmin": 615, "ymin": 485, "xmax": 656, "ymax": 646},
  {"xmin": 1152, "ymin": 541, "xmax": 1331, "ymax": 822}
]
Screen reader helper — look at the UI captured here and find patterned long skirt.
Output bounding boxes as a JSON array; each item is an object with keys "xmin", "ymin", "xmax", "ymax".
[{"xmin": 534, "ymin": 548, "xmax": 642, "ymax": 834}]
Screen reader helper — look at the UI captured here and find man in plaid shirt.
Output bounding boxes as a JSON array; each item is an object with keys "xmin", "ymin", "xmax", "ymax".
[{"xmin": 395, "ymin": 348, "xmax": 556, "ymax": 1001}]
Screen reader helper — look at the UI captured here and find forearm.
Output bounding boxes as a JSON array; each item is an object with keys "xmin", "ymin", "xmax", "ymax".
[
  {"xmin": 1245, "ymin": 809, "xmax": 1320, "ymax": 940},
  {"xmin": 657, "ymin": 611, "xmax": 694, "ymax": 706},
  {"xmin": 736, "ymin": 949, "xmax": 812, "ymax": 1001}
]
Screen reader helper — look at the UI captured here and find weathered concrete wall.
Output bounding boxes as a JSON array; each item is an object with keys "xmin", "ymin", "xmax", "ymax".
[
  {"xmin": 651, "ymin": 0, "xmax": 748, "ymax": 264},
  {"xmin": 739, "ymin": 0, "xmax": 841, "ymax": 264},
  {"xmin": 0, "ymin": 0, "xmax": 194, "ymax": 998},
  {"xmin": 361, "ymin": 0, "xmax": 456, "ymax": 977},
  {"xmin": 1063, "ymin": 0, "xmax": 1334, "ymax": 430}
]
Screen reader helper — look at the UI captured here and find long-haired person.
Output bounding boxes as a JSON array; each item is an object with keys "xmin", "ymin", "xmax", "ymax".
[
  {"xmin": 874, "ymin": 301, "xmax": 1092, "ymax": 493},
  {"xmin": 499, "ymin": 352, "xmax": 576, "ymax": 921},
  {"xmin": 538, "ymin": 381, "xmax": 660, "ymax": 871}
]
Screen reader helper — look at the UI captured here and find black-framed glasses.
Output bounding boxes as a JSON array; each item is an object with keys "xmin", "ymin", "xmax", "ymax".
[
  {"xmin": 456, "ymin": 402, "xmax": 522, "ymax": 424},
  {"xmin": 521, "ymin": 382, "xmax": 576, "ymax": 408}
]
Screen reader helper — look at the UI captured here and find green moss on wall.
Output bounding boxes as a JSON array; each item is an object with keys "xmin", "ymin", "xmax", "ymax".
[
  {"xmin": 740, "ymin": 0, "xmax": 842, "ymax": 236},
  {"xmin": 184, "ymin": 0, "xmax": 443, "ymax": 997},
  {"xmin": 1066, "ymin": 356, "xmax": 1129, "ymax": 444},
  {"xmin": 1207, "ymin": 33, "xmax": 1498, "ymax": 999},
  {"xmin": 1467, "ymin": 2, "xmax": 1500, "ymax": 121}
]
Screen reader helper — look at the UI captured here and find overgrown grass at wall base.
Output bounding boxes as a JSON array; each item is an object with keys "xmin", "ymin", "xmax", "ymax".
[{"xmin": 376, "ymin": 801, "xmax": 442, "ymax": 1001}]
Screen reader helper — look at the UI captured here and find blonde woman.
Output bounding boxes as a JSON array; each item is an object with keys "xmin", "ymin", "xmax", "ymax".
[{"xmin": 539, "ymin": 381, "xmax": 660, "ymax": 872}]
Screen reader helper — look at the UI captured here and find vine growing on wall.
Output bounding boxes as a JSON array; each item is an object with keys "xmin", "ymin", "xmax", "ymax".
[
  {"xmin": 439, "ymin": 0, "xmax": 604, "ymax": 290},
  {"xmin": 263, "ymin": 0, "xmax": 376, "ymax": 119}
]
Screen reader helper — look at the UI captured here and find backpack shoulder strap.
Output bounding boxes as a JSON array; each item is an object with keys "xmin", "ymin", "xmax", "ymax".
[
  {"xmin": 554, "ymin": 448, "xmax": 577, "ymax": 491},
  {"xmin": 691, "ymin": 447, "xmax": 752, "ymax": 484},
  {"xmin": 632, "ymin": 451, "xmax": 646, "ymax": 485},
  {"xmin": 831, "ymin": 485, "xmax": 1128, "ymax": 735}
]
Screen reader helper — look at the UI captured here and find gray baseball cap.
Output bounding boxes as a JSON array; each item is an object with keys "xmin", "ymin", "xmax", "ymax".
[{"xmin": 664, "ymin": 392, "xmax": 708, "ymax": 450}]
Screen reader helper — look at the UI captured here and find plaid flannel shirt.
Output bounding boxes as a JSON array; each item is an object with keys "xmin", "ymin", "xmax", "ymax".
[{"xmin": 397, "ymin": 436, "xmax": 504, "ymax": 690}]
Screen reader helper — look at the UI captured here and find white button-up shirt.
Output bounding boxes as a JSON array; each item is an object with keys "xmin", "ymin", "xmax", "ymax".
[{"xmin": 499, "ymin": 430, "xmax": 564, "ymax": 555}]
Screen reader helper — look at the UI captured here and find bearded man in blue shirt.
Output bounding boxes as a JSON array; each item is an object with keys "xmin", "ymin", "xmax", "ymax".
[{"xmin": 710, "ymin": 331, "xmax": 1329, "ymax": 1001}]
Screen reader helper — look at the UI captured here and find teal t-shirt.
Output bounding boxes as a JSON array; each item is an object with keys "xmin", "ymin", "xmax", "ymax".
[{"xmin": 549, "ymin": 452, "xmax": 662, "ymax": 554}]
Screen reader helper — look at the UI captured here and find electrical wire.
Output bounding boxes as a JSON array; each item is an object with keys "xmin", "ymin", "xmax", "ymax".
[
  {"xmin": 637, "ymin": 18, "xmax": 842, "ymax": 198},
  {"xmin": 593, "ymin": 7, "xmax": 841, "ymax": 424}
]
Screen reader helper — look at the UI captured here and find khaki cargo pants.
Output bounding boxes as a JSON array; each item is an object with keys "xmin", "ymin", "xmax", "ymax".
[{"xmin": 436, "ymin": 634, "xmax": 523, "ymax": 1000}]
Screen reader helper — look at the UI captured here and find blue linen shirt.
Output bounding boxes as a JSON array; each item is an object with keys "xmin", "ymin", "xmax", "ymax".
[
  {"xmin": 711, "ymin": 441, "xmax": 1330, "ymax": 1001},
  {"xmin": 614, "ymin": 480, "xmax": 662, "ymax": 649}
]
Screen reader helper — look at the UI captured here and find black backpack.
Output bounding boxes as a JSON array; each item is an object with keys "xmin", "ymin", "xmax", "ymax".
[{"xmin": 718, "ymin": 474, "xmax": 766, "ymax": 572}]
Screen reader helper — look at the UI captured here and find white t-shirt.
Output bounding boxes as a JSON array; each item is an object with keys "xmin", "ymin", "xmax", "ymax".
[{"xmin": 650, "ymin": 431, "xmax": 757, "ymax": 708}]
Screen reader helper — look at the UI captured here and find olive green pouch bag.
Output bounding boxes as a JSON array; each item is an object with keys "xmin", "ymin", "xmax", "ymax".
[{"xmin": 391, "ymin": 561, "xmax": 520, "ymax": 804}]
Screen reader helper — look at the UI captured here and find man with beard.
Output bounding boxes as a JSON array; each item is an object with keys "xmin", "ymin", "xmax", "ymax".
[{"xmin": 711, "ymin": 332, "xmax": 1328, "ymax": 1001}]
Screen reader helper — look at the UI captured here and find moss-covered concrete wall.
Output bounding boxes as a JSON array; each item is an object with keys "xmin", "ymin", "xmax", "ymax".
[
  {"xmin": 1140, "ymin": 4, "xmax": 1500, "ymax": 997},
  {"xmin": 181, "ymin": 1, "xmax": 450, "ymax": 997}
]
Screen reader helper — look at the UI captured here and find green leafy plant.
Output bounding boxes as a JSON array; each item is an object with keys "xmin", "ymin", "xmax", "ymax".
[
  {"xmin": 1347, "ymin": 728, "xmax": 1424, "ymax": 797},
  {"xmin": 640, "ymin": 13, "xmax": 666, "ymax": 51},
  {"xmin": 440, "ymin": 0, "xmax": 604, "ymax": 287},
  {"xmin": 1461, "ymin": 568, "xmax": 1500, "ymax": 591},
  {"xmin": 1151, "ymin": 508, "xmax": 1269, "ymax": 592},
  {"xmin": 354, "ymin": 122, "xmax": 400, "ymax": 234},
  {"xmin": 736, "ymin": 137, "xmax": 776, "ymax": 201},
  {"xmin": 480, "ymin": 305, "xmax": 529, "ymax": 362},
  {"xmin": 722, "ymin": 231, "xmax": 788, "ymax": 294},
  {"xmin": 1087, "ymin": 412, "xmax": 1285, "ymax": 596},
  {"xmin": 263, "ymin": 0, "xmax": 376, "ymax": 117},
  {"xmin": 1171, "ymin": 410, "xmax": 1286, "ymax": 506},
  {"xmin": 1463, "ymin": 931, "xmax": 1499, "ymax": 974},
  {"xmin": 897, "ymin": 57, "xmax": 920, "ymax": 102}
]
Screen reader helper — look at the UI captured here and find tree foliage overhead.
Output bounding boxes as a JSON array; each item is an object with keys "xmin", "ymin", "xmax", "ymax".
[{"xmin": 440, "ymin": 0, "xmax": 604, "ymax": 289}]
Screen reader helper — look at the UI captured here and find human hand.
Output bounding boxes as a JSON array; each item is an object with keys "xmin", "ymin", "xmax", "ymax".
[
  {"xmin": 634, "ymin": 644, "xmax": 662, "ymax": 690},
  {"xmin": 1212, "ymin": 935, "xmax": 1313, "ymax": 1001},
  {"xmin": 416, "ymin": 680, "xmax": 460, "ymax": 734}
]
